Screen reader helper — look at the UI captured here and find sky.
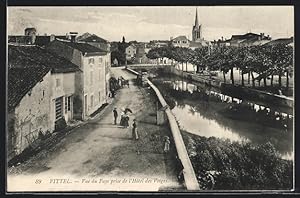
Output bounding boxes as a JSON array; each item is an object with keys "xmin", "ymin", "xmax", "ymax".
[{"xmin": 7, "ymin": 6, "xmax": 294, "ymax": 42}]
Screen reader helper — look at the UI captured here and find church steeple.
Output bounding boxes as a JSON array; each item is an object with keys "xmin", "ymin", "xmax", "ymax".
[
  {"xmin": 194, "ymin": 8, "xmax": 199, "ymax": 27},
  {"xmin": 192, "ymin": 7, "xmax": 202, "ymax": 42}
]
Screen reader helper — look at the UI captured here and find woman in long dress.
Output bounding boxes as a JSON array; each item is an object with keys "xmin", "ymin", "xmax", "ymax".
[
  {"xmin": 120, "ymin": 110, "xmax": 125, "ymax": 127},
  {"xmin": 124, "ymin": 114, "xmax": 129, "ymax": 128}
]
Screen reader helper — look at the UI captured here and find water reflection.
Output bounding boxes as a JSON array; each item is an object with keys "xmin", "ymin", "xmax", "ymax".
[
  {"xmin": 153, "ymin": 76, "xmax": 293, "ymax": 160},
  {"xmin": 172, "ymin": 104, "xmax": 248, "ymax": 142}
]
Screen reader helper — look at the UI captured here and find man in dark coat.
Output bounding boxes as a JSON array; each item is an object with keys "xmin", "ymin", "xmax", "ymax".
[{"xmin": 113, "ymin": 107, "xmax": 118, "ymax": 125}]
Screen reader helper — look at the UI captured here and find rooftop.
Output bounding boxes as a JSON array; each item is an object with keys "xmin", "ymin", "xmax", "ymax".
[
  {"xmin": 231, "ymin": 33, "xmax": 261, "ymax": 40},
  {"xmin": 55, "ymin": 40, "xmax": 107, "ymax": 54},
  {"xmin": 172, "ymin": 35, "xmax": 189, "ymax": 41},
  {"xmin": 78, "ymin": 34, "xmax": 108, "ymax": 43},
  {"xmin": 263, "ymin": 37, "xmax": 294, "ymax": 46},
  {"xmin": 8, "ymin": 66, "xmax": 51, "ymax": 112},
  {"xmin": 8, "ymin": 44, "xmax": 80, "ymax": 73}
]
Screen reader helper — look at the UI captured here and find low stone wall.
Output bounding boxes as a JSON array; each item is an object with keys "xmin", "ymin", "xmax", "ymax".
[
  {"xmin": 128, "ymin": 64, "xmax": 172, "ymax": 71},
  {"xmin": 126, "ymin": 68, "xmax": 200, "ymax": 191}
]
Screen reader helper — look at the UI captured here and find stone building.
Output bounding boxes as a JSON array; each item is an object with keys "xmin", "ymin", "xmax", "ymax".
[
  {"xmin": 77, "ymin": 33, "xmax": 111, "ymax": 93},
  {"xmin": 135, "ymin": 44, "xmax": 154, "ymax": 64},
  {"xmin": 125, "ymin": 44, "xmax": 137, "ymax": 62},
  {"xmin": 46, "ymin": 40, "xmax": 109, "ymax": 120},
  {"xmin": 149, "ymin": 40, "xmax": 170, "ymax": 48},
  {"xmin": 77, "ymin": 33, "xmax": 111, "ymax": 52},
  {"xmin": 7, "ymin": 44, "xmax": 79, "ymax": 160},
  {"xmin": 229, "ymin": 32, "xmax": 271, "ymax": 47},
  {"xmin": 171, "ymin": 35, "xmax": 190, "ymax": 48}
]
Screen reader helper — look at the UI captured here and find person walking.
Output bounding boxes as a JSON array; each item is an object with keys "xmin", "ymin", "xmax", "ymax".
[
  {"xmin": 120, "ymin": 110, "xmax": 125, "ymax": 127},
  {"xmin": 111, "ymin": 88, "xmax": 115, "ymax": 98},
  {"xmin": 132, "ymin": 119, "xmax": 139, "ymax": 140},
  {"xmin": 164, "ymin": 136, "xmax": 170, "ymax": 153},
  {"xmin": 113, "ymin": 107, "xmax": 118, "ymax": 125},
  {"xmin": 124, "ymin": 113, "xmax": 129, "ymax": 128}
]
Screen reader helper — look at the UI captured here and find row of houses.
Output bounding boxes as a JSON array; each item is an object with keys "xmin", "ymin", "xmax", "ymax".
[
  {"xmin": 211, "ymin": 32, "xmax": 293, "ymax": 48},
  {"xmin": 169, "ymin": 32, "xmax": 293, "ymax": 49},
  {"xmin": 8, "ymin": 30, "xmax": 111, "ymax": 161}
]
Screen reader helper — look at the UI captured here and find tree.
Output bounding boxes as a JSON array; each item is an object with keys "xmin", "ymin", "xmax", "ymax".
[
  {"xmin": 190, "ymin": 47, "xmax": 209, "ymax": 73},
  {"xmin": 111, "ymin": 50, "xmax": 125, "ymax": 66},
  {"xmin": 211, "ymin": 47, "xmax": 232, "ymax": 84},
  {"xmin": 272, "ymin": 44, "xmax": 293, "ymax": 89},
  {"xmin": 146, "ymin": 48, "xmax": 161, "ymax": 64}
]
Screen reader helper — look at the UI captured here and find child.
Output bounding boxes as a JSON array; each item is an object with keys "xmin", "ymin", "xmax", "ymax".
[
  {"xmin": 164, "ymin": 136, "xmax": 170, "ymax": 153},
  {"xmin": 132, "ymin": 119, "xmax": 139, "ymax": 140}
]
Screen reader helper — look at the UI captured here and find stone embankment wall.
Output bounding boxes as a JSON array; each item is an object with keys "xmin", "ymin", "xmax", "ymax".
[
  {"xmin": 166, "ymin": 66, "xmax": 293, "ymax": 110},
  {"xmin": 126, "ymin": 67, "xmax": 200, "ymax": 191}
]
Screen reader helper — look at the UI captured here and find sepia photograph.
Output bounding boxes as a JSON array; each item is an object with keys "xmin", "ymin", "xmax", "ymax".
[{"xmin": 6, "ymin": 5, "xmax": 294, "ymax": 192}]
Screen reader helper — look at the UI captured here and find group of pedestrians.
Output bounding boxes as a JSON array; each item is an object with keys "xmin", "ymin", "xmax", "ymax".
[
  {"xmin": 112, "ymin": 108, "xmax": 185, "ymax": 184},
  {"xmin": 113, "ymin": 107, "xmax": 139, "ymax": 140}
]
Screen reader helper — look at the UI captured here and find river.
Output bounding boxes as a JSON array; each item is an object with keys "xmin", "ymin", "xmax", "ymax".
[{"xmin": 152, "ymin": 75, "xmax": 293, "ymax": 161}]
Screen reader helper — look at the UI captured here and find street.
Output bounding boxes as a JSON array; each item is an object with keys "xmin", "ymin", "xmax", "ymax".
[{"xmin": 8, "ymin": 67, "xmax": 182, "ymax": 191}]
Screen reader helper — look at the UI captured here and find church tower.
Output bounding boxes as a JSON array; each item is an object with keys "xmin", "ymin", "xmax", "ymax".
[{"xmin": 192, "ymin": 8, "xmax": 202, "ymax": 42}]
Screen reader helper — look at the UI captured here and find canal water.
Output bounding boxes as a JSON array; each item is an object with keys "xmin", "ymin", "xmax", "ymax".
[{"xmin": 152, "ymin": 75, "xmax": 293, "ymax": 160}]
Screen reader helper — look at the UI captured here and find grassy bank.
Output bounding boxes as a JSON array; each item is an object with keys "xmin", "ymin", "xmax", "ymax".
[{"xmin": 182, "ymin": 131, "xmax": 293, "ymax": 190}]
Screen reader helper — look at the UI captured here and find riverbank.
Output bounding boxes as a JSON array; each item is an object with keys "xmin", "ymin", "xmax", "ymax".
[
  {"xmin": 150, "ymin": 75, "xmax": 293, "ymax": 190},
  {"xmin": 181, "ymin": 131, "xmax": 293, "ymax": 190}
]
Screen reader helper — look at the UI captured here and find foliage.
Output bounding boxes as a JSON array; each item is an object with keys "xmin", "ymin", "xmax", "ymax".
[
  {"xmin": 183, "ymin": 133, "xmax": 293, "ymax": 190},
  {"xmin": 110, "ymin": 42, "xmax": 129, "ymax": 65},
  {"xmin": 146, "ymin": 44, "xmax": 293, "ymax": 88}
]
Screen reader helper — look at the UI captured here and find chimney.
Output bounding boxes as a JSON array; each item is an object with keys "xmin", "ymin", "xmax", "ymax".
[
  {"xmin": 259, "ymin": 33, "xmax": 264, "ymax": 40},
  {"xmin": 25, "ymin": 27, "xmax": 37, "ymax": 36},
  {"xmin": 50, "ymin": 34, "xmax": 55, "ymax": 42},
  {"xmin": 31, "ymin": 34, "xmax": 36, "ymax": 44},
  {"xmin": 69, "ymin": 32, "xmax": 78, "ymax": 42},
  {"xmin": 221, "ymin": 36, "xmax": 224, "ymax": 41}
]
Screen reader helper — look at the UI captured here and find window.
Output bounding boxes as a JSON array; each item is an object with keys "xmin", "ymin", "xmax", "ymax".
[
  {"xmin": 56, "ymin": 78, "xmax": 61, "ymax": 87},
  {"xmin": 99, "ymin": 57, "xmax": 103, "ymax": 63},
  {"xmin": 64, "ymin": 96, "xmax": 72, "ymax": 113},
  {"xmin": 55, "ymin": 97, "xmax": 63, "ymax": 120},
  {"xmin": 88, "ymin": 58, "xmax": 95, "ymax": 64},
  {"xmin": 65, "ymin": 97, "xmax": 68, "ymax": 113},
  {"xmin": 90, "ymin": 71, "xmax": 93, "ymax": 85},
  {"xmin": 90, "ymin": 95, "xmax": 94, "ymax": 107},
  {"xmin": 67, "ymin": 96, "xmax": 71, "ymax": 111}
]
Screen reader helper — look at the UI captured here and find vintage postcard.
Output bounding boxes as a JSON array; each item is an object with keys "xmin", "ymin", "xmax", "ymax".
[{"xmin": 6, "ymin": 6, "xmax": 294, "ymax": 192}]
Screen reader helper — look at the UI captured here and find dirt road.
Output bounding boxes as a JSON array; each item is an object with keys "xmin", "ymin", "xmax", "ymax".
[{"xmin": 8, "ymin": 67, "xmax": 182, "ymax": 191}]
